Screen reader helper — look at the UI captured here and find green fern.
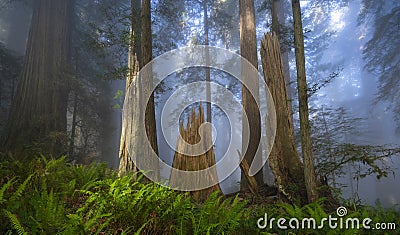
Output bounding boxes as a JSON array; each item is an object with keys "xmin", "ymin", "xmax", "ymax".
[
  {"xmin": 2, "ymin": 155, "xmax": 398, "ymax": 234},
  {"xmin": 9, "ymin": 173, "xmax": 35, "ymax": 202},
  {"xmin": 190, "ymin": 192, "xmax": 247, "ymax": 235},
  {"xmin": 0, "ymin": 177, "xmax": 16, "ymax": 204},
  {"xmin": 3, "ymin": 209, "xmax": 28, "ymax": 235}
]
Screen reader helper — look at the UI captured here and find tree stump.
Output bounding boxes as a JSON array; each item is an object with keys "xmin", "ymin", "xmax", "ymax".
[
  {"xmin": 169, "ymin": 103, "xmax": 221, "ymax": 201},
  {"xmin": 261, "ymin": 32, "xmax": 307, "ymax": 203}
]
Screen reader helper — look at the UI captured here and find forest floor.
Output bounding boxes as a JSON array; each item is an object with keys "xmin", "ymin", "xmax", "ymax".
[{"xmin": 0, "ymin": 154, "xmax": 399, "ymax": 234}]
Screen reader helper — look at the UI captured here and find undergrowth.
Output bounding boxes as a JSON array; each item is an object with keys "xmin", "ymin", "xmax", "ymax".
[{"xmin": 0, "ymin": 155, "xmax": 398, "ymax": 234}]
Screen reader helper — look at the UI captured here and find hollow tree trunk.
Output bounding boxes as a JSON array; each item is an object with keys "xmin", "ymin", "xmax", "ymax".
[
  {"xmin": 261, "ymin": 33, "xmax": 307, "ymax": 203},
  {"xmin": 170, "ymin": 104, "xmax": 221, "ymax": 202}
]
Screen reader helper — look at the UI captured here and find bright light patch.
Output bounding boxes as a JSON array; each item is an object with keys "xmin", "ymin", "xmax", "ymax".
[
  {"xmin": 312, "ymin": 6, "xmax": 325, "ymax": 25},
  {"xmin": 358, "ymin": 24, "xmax": 368, "ymax": 40},
  {"xmin": 330, "ymin": 7, "xmax": 348, "ymax": 31},
  {"xmin": 300, "ymin": 0, "xmax": 310, "ymax": 8}
]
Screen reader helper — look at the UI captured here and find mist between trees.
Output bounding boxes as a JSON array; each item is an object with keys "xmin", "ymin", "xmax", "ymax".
[{"xmin": 0, "ymin": 0, "xmax": 399, "ymax": 208}]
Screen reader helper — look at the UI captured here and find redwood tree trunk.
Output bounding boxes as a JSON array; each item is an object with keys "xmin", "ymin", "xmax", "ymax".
[
  {"xmin": 141, "ymin": 0, "xmax": 159, "ymax": 180},
  {"xmin": 203, "ymin": 0, "xmax": 211, "ymax": 123},
  {"xmin": 271, "ymin": 0, "xmax": 292, "ymax": 104},
  {"xmin": 239, "ymin": 0, "xmax": 263, "ymax": 190},
  {"xmin": 119, "ymin": 0, "xmax": 159, "ymax": 180},
  {"xmin": 261, "ymin": 33, "xmax": 307, "ymax": 203},
  {"xmin": 119, "ymin": 0, "xmax": 139, "ymax": 175},
  {"xmin": 292, "ymin": 0, "xmax": 318, "ymax": 203},
  {"xmin": 1, "ymin": 0, "xmax": 74, "ymax": 155},
  {"xmin": 272, "ymin": 0, "xmax": 279, "ymax": 34}
]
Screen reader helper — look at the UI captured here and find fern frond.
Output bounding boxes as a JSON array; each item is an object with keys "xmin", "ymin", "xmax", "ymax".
[
  {"xmin": 3, "ymin": 209, "xmax": 28, "ymax": 235},
  {"xmin": 10, "ymin": 173, "xmax": 35, "ymax": 202},
  {"xmin": 0, "ymin": 177, "xmax": 17, "ymax": 203}
]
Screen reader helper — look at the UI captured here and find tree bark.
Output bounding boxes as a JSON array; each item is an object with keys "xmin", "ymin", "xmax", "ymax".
[
  {"xmin": 170, "ymin": 104, "xmax": 221, "ymax": 202},
  {"xmin": 119, "ymin": 0, "xmax": 159, "ymax": 180},
  {"xmin": 140, "ymin": 0, "xmax": 153, "ymax": 67},
  {"xmin": 271, "ymin": 0, "xmax": 292, "ymax": 106},
  {"xmin": 1, "ymin": 0, "xmax": 74, "ymax": 155},
  {"xmin": 291, "ymin": 0, "xmax": 318, "ymax": 203},
  {"xmin": 272, "ymin": 0, "xmax": 279, "ymax": 34},
  {"xmin": 119, "ymin": 0, "xmax": 138, "ymax": 176},
  {"xmin": 238, "ymin": 150, "xmax": 259, "ymax": 196},
  {"xmin": 203, "ymin": 0, "xmax": 211, "ymax": 123},
  {"xmin": 261, "ymin": 33, "xmax": 307, "ymax": 203},
  {"xmin": 239, "ymin": 0, "xmax": 263, "ymax": 190},
  {"xmin": 141, "ymin": 0, "xmax": 159, "ymax": 180},
  {"xmin": 69, "ymin": 92, "xmax": 78, "ymax": 157}
]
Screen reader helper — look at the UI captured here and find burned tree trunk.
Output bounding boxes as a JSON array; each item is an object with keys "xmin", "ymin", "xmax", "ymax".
[
  {"xmin": 170, "ymin": 104, "xmax": 221, "ymax": 202},
  {"xmin": 261, "ymin": 33, "xmax": 307, "ymax": 203}
]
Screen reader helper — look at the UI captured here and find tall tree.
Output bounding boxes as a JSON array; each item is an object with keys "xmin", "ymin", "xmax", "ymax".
[
  {"xmin": 358, "ymin": 0, "xmax": 400, "ymax": 129},
  {"xmin": 271, "ymin": 0, "xmax": 291, "ymax": 100},
  {"xmin": 239, "ymin": 0, "xmax": 263, "ymax": 190},
  {"xmin": 261, "ymin": 33, "xmax": 307, "ymax": 203},
  {"xmin": 62, "ymin": 0, "xmax": 126, "ymax": 165},
  {"xmin": 119, "ymin": 0, "xmax": 140, "ymax": 175},
  {"xmin": 203, "ymin": 0, "xmax": 211, "ymax": 123},
  {"xmin": 291, "ymin": 0, "xmax": 318, "ymax": 203},
  {"xmin": 271, "ymin": 0, "xmax": 279, "ymax": 34},
  {"xmin": 119, "ymin": 0, "xmax": 159, "ymax": 179},
  {"xmin": 0, "ymin": 44, "xmax": 22, "ymax": 136},
  {"xmin": 141, "ymin": 0, "xmax": 159, "ymax": 180},
  {"xmin": 152, "ymin": 0, "xmax": 186, "ymax": 56},
  {"xmin": 1, "ymin": 0, "xmax": 74, "ymax": 154}
]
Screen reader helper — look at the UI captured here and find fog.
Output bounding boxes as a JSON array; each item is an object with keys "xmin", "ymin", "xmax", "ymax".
[
  {"xmin": 0, "ymin": 0, "xmax": 398, "ymax": 207},
  {"xmin": 315, "ymin": 0, "xmax": 400, "ymax": 207}
]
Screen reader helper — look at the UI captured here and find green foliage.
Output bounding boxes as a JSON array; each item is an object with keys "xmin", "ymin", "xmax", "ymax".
[
  {"xmin": 190, "ymin": 192, "xmax": 247, "ymax": 234},
  {"xmin": 309, "ymin": 106, "xmax": 400, "ymax": 193},
  {"xmin": 1, "ymin": 156, "xmax": 398, "ymax": 234},
  {"xmin": 0, "ymin": 156, "xmax": 248, "ymax": 234},
  {"xmin": 2, "ymin": 209, "xmax": 27, "ymax": 235},
  {"xmin": 0, "ymin": 156, "xmax": 112, "ymax": 234},
  {"xmin": 114, "ymin": 89, "xmax": 124, "ymax": 99}
]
